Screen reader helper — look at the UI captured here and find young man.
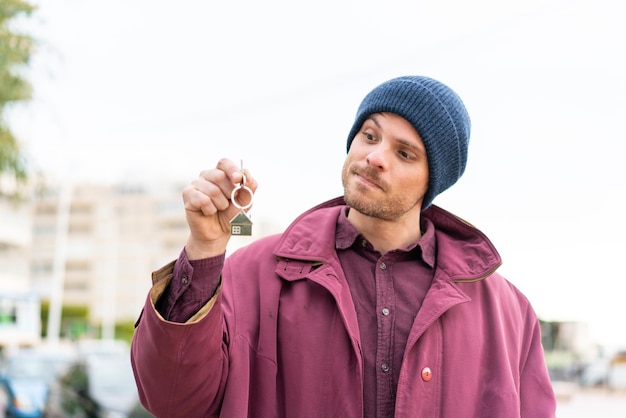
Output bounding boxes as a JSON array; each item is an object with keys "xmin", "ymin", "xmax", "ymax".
[{"xmin": 131, "ymin": 76, "xmax": 557, "ymax": 417}]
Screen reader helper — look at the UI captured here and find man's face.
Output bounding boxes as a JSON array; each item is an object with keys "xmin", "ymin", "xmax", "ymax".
[{"xmin": 342, "ymin": 112, "xmax": 429, "ymax": 221}]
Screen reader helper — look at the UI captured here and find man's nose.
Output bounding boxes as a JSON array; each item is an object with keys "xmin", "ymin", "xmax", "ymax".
[{"xmin": 365, "ymin": 145, "xmax": 389, "ymax": 170}]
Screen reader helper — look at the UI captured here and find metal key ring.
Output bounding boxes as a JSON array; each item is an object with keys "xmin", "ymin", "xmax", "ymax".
[{"xmin": 231, "ymin": 183, "xmax": 253, "ymax": 210}]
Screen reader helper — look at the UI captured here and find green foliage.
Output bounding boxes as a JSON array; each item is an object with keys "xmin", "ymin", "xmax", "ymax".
[
  {"xmin": 39, "ymin": 300, "xmax": 137, "ymax": 344},
  {"xmin": 0, "ymin": 125, "xmax": 26, "ymax": 182},
  {"xmin": 40, "ymin": 301, "xmax": 91, "ymax": 339},
  {"xmin": 115, "ymin": 321, "xmax": 137, "ymax": 345},
  {"xmin": 0, "ymin": 0, "xmax": 35, "ymax": 195}
]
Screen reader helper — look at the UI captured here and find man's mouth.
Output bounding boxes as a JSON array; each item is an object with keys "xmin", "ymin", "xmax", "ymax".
[{"xmin": 354, "ymin": 169, "xmax": 383, "ymax": 190}]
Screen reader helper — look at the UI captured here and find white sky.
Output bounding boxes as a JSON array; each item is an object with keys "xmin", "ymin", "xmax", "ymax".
[{"xmin": 9, "ymin": 0, "xmax": 626, "ymax": 351}]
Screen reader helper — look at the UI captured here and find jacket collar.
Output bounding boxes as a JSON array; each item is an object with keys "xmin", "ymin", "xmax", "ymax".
[{"xmin": 273, "ymin": 196, "xmax": 502, "ymax": 283}]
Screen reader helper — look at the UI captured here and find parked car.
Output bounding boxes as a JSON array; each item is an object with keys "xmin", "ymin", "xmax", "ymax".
[
  {"xmin": 0, "ymin": 345, "xmax": 77, "ymax": 418},
  {"xmin": 608, "ymin": 351, "xmax": 626, "ymax": 390},
  {"xmin": 580, "ymin": 356, "xmax": 610, "ymax": 387},
  {"xmin": 43, "ymin": 340, "xmax": 151, "ymax": 418}
]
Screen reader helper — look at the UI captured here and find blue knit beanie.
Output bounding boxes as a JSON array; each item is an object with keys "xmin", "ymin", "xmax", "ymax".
[{"xmin": 346, "ymin": 76, "xmax": 471, "ymax": 209}]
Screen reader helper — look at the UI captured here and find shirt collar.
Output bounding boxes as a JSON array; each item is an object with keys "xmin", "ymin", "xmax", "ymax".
[{"xmin": 335, "ymin": 207, "xmax": 436, "ymax": 268}]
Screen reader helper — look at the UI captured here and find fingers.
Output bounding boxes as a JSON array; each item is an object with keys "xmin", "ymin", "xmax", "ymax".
[
  {"xmin": 215, "ymin": 158, "xmax": 258, "ymax": 192},
  {"xmin": 183, "ymin": 158, "xmax": 257, "ymax": 216},
  {"xmin": 183, "ymin": 182, "xmax": 225, "ymax": 217},
  {"xmin": 213, "ymin": 158, "xmax": 258, "ymax": 207}
]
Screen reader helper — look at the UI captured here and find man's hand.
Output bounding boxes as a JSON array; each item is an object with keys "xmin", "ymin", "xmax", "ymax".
[{"xmin": 182, "ymin": 158, "xmax": 258, "ymax": 260}]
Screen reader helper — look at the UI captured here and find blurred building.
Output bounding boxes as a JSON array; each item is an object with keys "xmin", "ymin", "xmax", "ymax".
[
  {"xmin": 2, "ymin": 177, "xmax": 279, "ymax": 341},
  {"xmin": 27, "ymin": 181, "xmax": 191, "ymax": 325},
  {"xmin": 0, "ymin": 194, "xmax": 33, "ymax": 292},
  {"xmin": 0, "ymin": 193, "xmax": 40, "ymax": 347}
]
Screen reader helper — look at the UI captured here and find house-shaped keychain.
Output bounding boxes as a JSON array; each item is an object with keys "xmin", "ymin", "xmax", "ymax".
[
  {"xmin": 229, "ymin": 160, "xmax": 254, "ymax": 236},
  {"xmin": 230, "ymin": 211, "xmax": 253, "ymax": 236}
]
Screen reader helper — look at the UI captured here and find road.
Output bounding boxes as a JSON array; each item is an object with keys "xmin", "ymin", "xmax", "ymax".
[{"xmin": 556, "ymin": 385, "xmax": 626, "ymax": 417}]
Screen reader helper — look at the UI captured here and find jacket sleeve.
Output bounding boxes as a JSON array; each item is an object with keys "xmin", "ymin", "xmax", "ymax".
[
  {"xmin": 130, "ymin": 262, "xmax": 228, "ymax": 417},
  {"xmin": 156, "ymin": 250, "xmax": 224, "ymax": 322},
  {"xmin": 519, "ymin": 308, "xmax": 557, "ymax": 418}
]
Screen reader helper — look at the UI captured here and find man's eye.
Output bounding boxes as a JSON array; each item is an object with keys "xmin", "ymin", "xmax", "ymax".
[{"xmin": 399, "ymin": 150, "xmax": 415, "ymax": 160}]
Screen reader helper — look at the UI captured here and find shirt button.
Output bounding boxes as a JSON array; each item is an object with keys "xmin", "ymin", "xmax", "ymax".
[
  {"xmin": 421, "ymin": 367, "xmax": 433, "ymax": 382},
  {"xmin": 382, "ymin": 308, "xmax": 390, "ymax": 316},
  {"xmin": 381, "ymin": 363, "xmax": 390, "ymax": 372},
  {"xmin": 379, "ymin": 262, "xmax": 387, "ymax": 270},
  {"xmin": 181, "ymin": 276, "xmax": 189, "ymax": 285}
]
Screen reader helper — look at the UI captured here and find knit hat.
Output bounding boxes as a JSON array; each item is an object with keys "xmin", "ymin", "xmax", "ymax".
[{"xmin": 346, "ymin": 76, "xmax": 471, "ymax": 209}]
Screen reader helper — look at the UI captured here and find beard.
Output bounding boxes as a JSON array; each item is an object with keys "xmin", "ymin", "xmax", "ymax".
[{"xmin": 341, "ymin": 162, "xmax": 421, "ymax": 222}]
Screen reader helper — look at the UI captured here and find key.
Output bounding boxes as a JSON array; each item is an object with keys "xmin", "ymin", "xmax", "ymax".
[{"xmin": 229, "ymin": 161, "xmax": 253, "ymax": 236}]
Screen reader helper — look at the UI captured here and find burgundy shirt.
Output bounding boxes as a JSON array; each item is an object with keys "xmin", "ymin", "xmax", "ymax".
[{"xmin": 156, "ymin": 208, "xmax": 436, "ymax": 418}]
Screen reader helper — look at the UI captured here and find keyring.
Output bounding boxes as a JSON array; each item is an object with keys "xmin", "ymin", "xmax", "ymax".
[
  {"xmin": 229, "ymin": 161, "xmax": 254, "ymax": 236},
  {"xmin": 231, "ymin": 174, "xmax": 253, "ymax": 210}
]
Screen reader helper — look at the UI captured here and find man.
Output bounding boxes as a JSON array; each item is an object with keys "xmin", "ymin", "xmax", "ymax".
[{"xmin": 131, "ymin": 75, "xmax": 557, "ymax": 417}]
